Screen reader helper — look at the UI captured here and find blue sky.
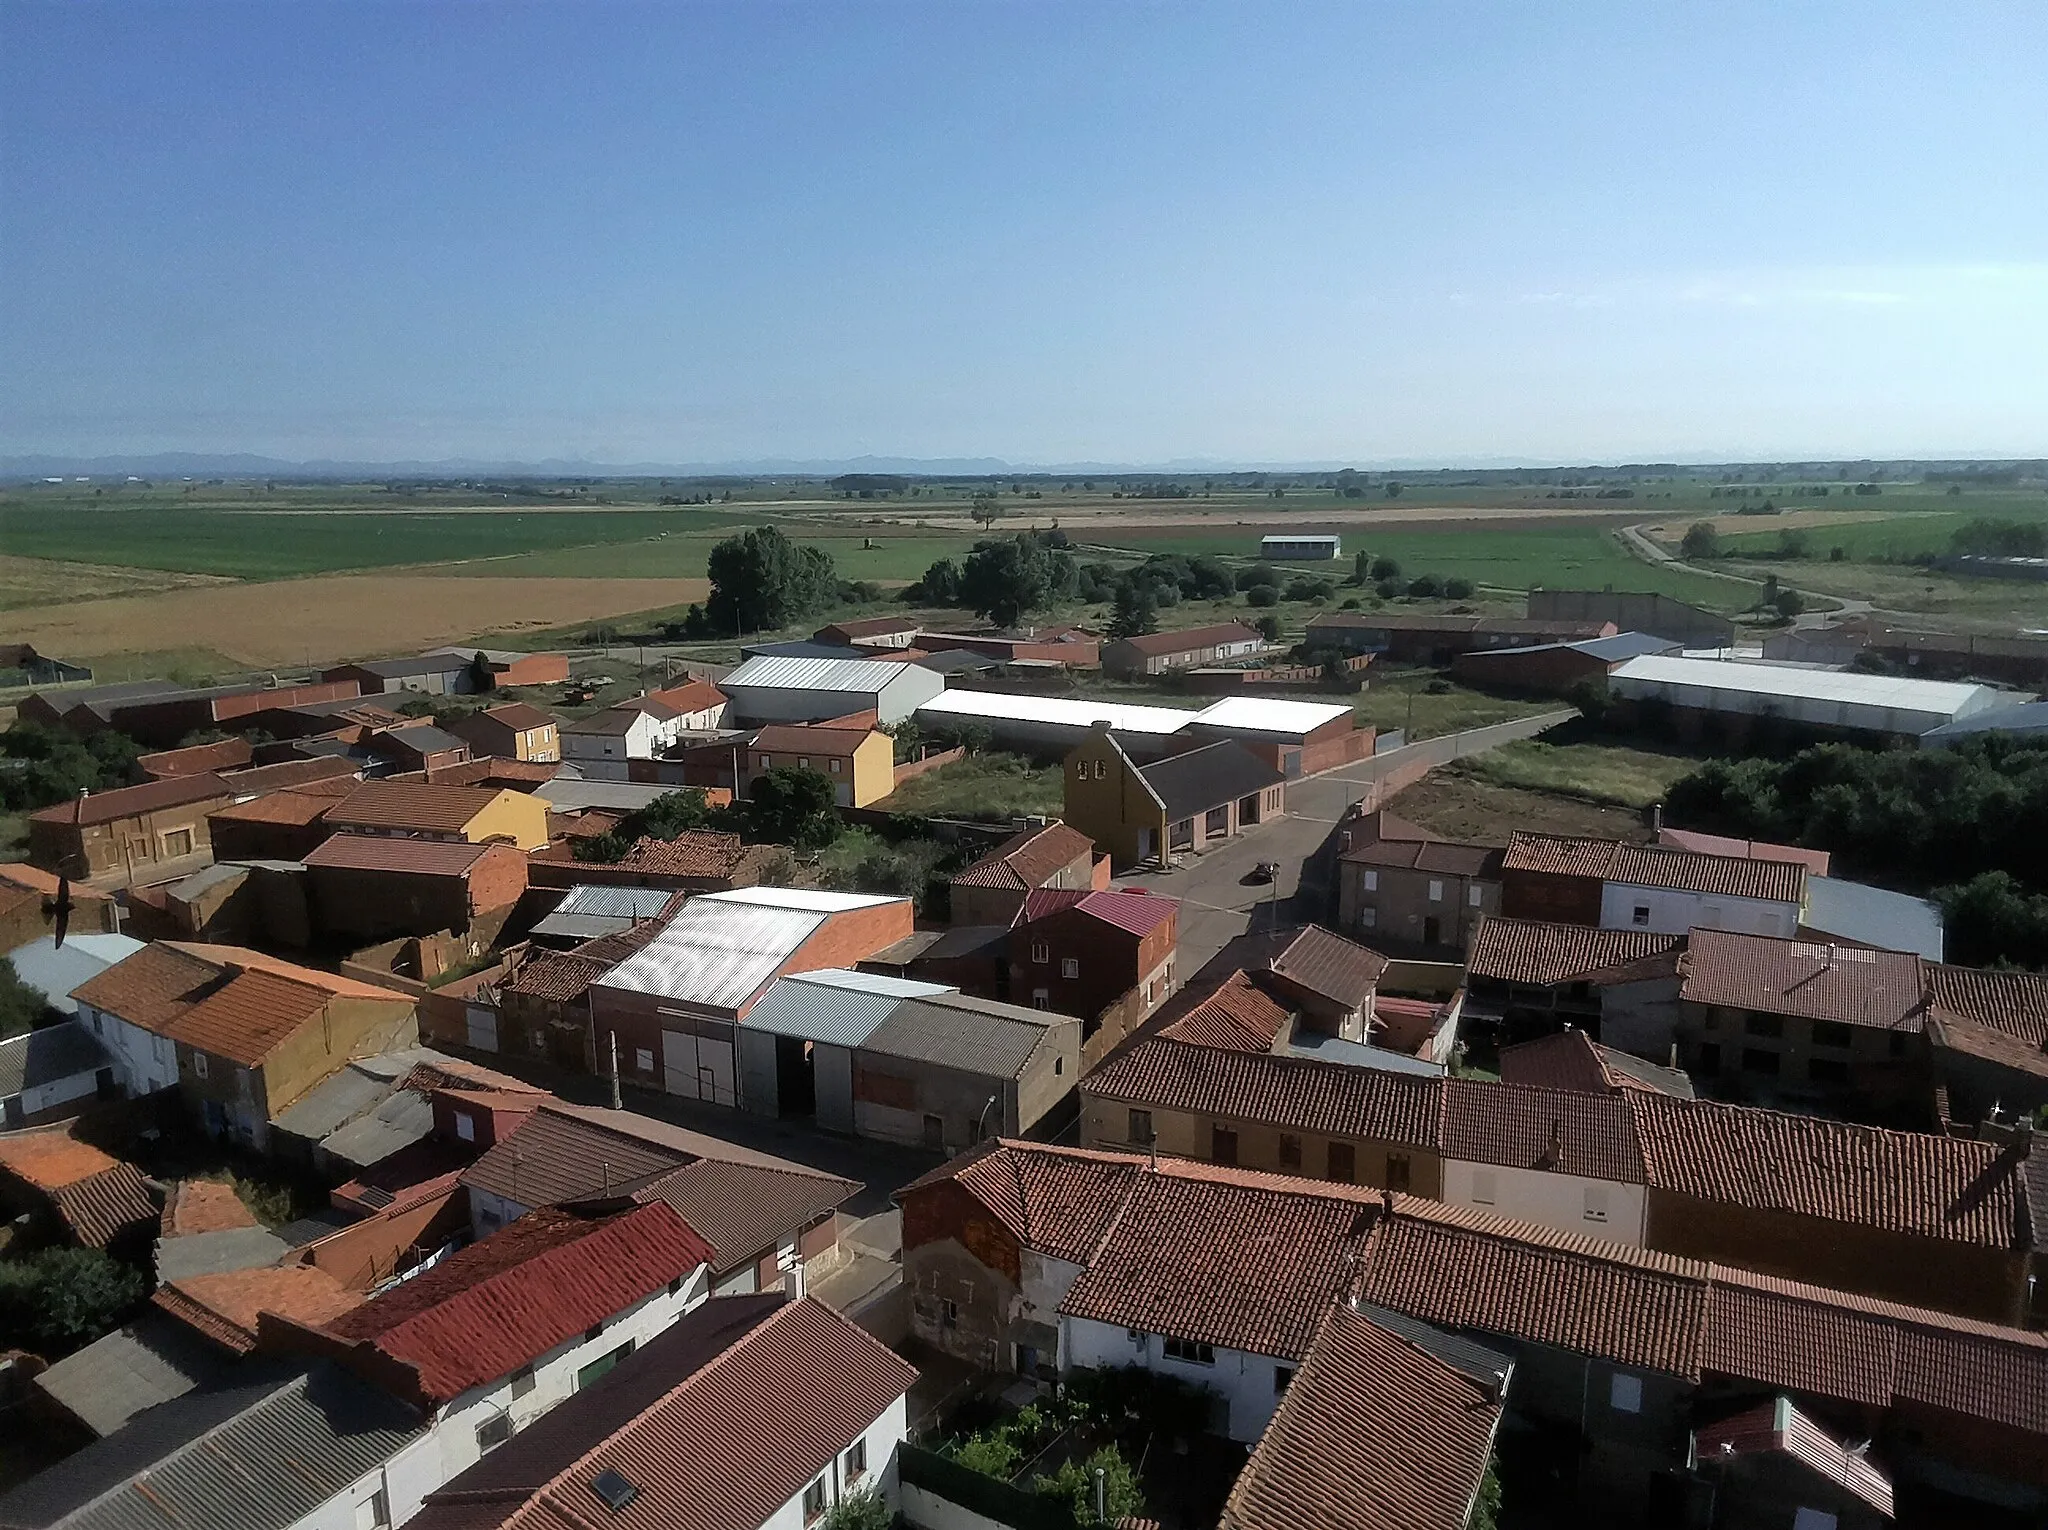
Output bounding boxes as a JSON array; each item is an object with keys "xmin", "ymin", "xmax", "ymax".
[{"xmin": 3, "ymin": 1, "xmax": 2044, "ymax": 466}]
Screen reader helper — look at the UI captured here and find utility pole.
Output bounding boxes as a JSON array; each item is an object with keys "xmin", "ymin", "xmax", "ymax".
[{"xmin": 608, "ymin": 1030, "xmax": 623, "ymax": 1109}]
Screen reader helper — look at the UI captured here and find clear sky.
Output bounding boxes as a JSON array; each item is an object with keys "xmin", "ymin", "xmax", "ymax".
[{"xmin": 3, "ymin": 1, "xmax": 2044, "ymax": 467}]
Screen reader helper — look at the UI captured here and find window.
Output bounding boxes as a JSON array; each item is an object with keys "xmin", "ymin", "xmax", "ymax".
[
  {"xmin": 1808, "ymin": 1057, "xmax": 1849, "ymax": 1085},
  {"xmin": 1631, "ymin": 904, "xmax": 1651, "ymax": 927},
  {"xmin": 1093, "ymin": 760, "xmax": 1107, "ymax": 779},
  {"xmin": 635, "ymin": 1048, "xmax": 655, "ymax": 1073},
  {"xmin": 1791, "ymin": 1511, "xmax": 1839, "ymax": 1530},
  {"xmin": 577, "ymin": 1340, "xmax": 635, "ymax": 1390},
  {"xmin": 1742, "ymin": 1048, "xmax": 1781, "ymax": 1075},
  {"xmin": 454, "ymin": 1111, "xmax": 475, "ymax": 1142},
  {"xmin": 475, "ymin": 1413, "xmax": 513, "ymax": 1453},
  {"xmin": 1205, "ymin": 805, "xmax": 1230, "ymax": 835},
  {"xmin": 1163, "ymin": 1337, "xmax": 1215, "ymax": 1366},
  {"xmin": 1031, "ymin": 941, "xmax": 1050, "ymax": 964},
  {"xmin": 1361, "ymin": 869, "xmax": 1378, "ymax": 892},
  {"xmin": 1278, "ymin": 1133, "xmax": 1302, "ymax": 1171},
  {"xmin": 192, "ymin": 1052, "xmax": 208, "ymax": 1079},
  {"xmin": 1032, "ymin": 990, "xmax": 1050, "ymax": 1009},
  {"xmin": 1697, "ymin": 1043, "xmax": 1721, "ymax": 1075},
  {"xmin": 1129, "ymin": 1109, "xmax": 1153, "ymax": 1145},
  {"xmin": 829, "ymin": 758, "xmax": 842, "ymax": 774},
  {"xmin": 757, "ymin": 755, "xmax": 771, "ymax": 769},
  {"xmin": 162, "ymin": 827, "xmax": 194, "ymax": 858},
  {"xmin": 1609, "ymin": 1372, "xmax": 1644, "ymax": 1413},
  {"xmin": 941, "ymin": 1297, "xmax": 959, "ymax": 1327},
  {"xmin": 1075, "ymin": 761, "xmax": 1089, "ymax": 779},
  {"xmin": 509, "ymin": 1364, "xmax": 535, "ymax": 1397},
  {"xmin": 1274, "ymin": 1365, "xmax": 1296, "ymax": 1395},
  {"xmin": 1062, "ymin": 957, "xmax": 1079, "ymax": 979},
  {"xmin": 1427, "ymin": 879, "xmax": 1444, "ymax": 903},
  {"xmin": 1326, "ymin": 1142, "xmax": 1355, "ymax": 1183},
  {"xmin": 1359, "ymin": 906, "xmax": 1378, "ymax": 929},
  {"xmin": 845, "ymin": 1437, "xmax": 868, "ymax": 1482},
  {"xmin": 797, "ymin": 757, "xmax": 811, "ymax": 770},
  {"xmin": 1468, "ymin": 885, "xmax": 1484, "ymax": 908},
  {"xmin": 803, "ymin": 1476, "xmax": 829, "ymax": 1523},
  {"xmin": 1211, "ymin": 1125, "xmax": 1239, "ymax": 1165},
  {"xmin": 1583, "ymin": 1185, "xmax": 1609, "ymax": 1223},
  {"xmin": 354, "ymin": 1489, "xmax": 391, "ymax": 1530},
  {"xmin": 1471, "ymin": 1170, "xmax": 1497, "ymax": 1205},
  {"xmin": 1745, "ymin": 1013, "xmax": 1784, "ymax": 1038},
  {"xmin": 1812, "ymin": 1020, "xmax": 1854, "ymax": 1049},
  {"xmin": 1386, "ymin": 1153, "xmax": 1411, "ymax": 1193}
]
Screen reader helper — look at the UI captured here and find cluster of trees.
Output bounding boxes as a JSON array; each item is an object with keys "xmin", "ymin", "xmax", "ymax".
[
  {"xmin": 704, "ymin": 526, "xmax": 840, "ymax": 634},
  {"xmin": 0, "ymin": 720, "xmax": 140, "ymax": 812},
  {"xmin": 0, "ymin": 958, "xmax": 58, "ymax": 1040},
  {"xmin": 574, "ymin": 775, "xmax": 842, "ymax": 863},
  {"xmin": 1951, "ymin": 519, "xmax": 2048, "ymax": 559},
  {"xmin": 0, "ymin": 1247, "xmax": 147, "ymax": 1357},
  {"xmin": 1664, "ymin": 737, "xmax": 2048, "ymax": 966},
  {"xmin": 905, "ymin": 531, "xmax": 1085, "ymax": 628}
]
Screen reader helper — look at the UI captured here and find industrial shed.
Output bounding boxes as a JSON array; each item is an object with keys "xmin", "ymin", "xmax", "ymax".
[
  {"xmin": 1260, "ymin": 534, "xmax": 1341, "ymax": 560},
  {"xmin": 1608, "ymin": 654, "xmax": 2014, "ymax": 740},
  {"xmin": 916, "ymin": 688, "xmax": 1201, "ymax": 758},
  {"xmin": 717, "ymin": 654, "xmax": 942, "ymax": 725}
]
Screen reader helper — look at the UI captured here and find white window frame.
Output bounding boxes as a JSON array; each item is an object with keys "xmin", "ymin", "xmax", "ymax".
[
  {"xmin": 1361, "ymin": 869, "xmax": 1379, "ymax": 892},
  {"xmin": 1062, "ymin": 957, "xmax": 1079, "ymax": 979},
  {"xmin": 1468, "ymin": 885, "xmax": 1484, "ymax": 908},
  {"xmin": 1427, "ymin": 879, "xmax": 1444, "ymax": 903},
  {"xmin": 1609, "ymin": 1372, "xmax": 1644, "ymax": 1413},
  {"xmin": 1031, "ymin": 941, "xmax": 1049, "ymax": 964},
  {"xmin": 192, "ymin": 1052, "xmax": 208, "ymax": 1079}
]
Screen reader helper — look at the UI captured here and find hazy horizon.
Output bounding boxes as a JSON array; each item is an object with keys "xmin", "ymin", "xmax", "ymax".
[{"xmin": 5, "ymin": 2, "xmax": 2044, "ymax": 465}]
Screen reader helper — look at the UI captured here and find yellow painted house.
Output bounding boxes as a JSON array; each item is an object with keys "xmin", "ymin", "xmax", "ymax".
[
  {"xmin": 1065, "ymin": 724, "xmax": 1287, "ymax": 869},
  {"xmin": 747, "ymin": 723, "xmax": 897, "ymax": 808},
  {"xmin": 323, "ymin": 781, "xmax": 550, "ymax": 851},
  {"xmin": 1062, "ymin": 728, "xmax": 1169, "ymax": 868}
]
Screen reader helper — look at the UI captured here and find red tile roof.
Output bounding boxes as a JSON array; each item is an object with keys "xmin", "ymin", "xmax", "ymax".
[
  {"xmin": 611, "ymin": 832, "xmax": 743, "ymax": 879},
  {"xmin": 29, "ymin": 773, "xmax": 233, "ymax": 826},
  {"xmin": 1928, "ymin": 963, "xmax": 2048, "ymax": 1050},
  {"xmin": 1439, "ymin": 1077, "xmax": 1645, "ymax": 1183},
  {"xmin": 1159, "ymin": 971, "xmax": 1293, "ymax": 1052},
  {"xmin": 502, "ymin": 949, "xmax": 615, "ymax": 1004},
  {"xmin": 645, "ymin": 678, "xmax": 727, "ymax": 715},
  {"xmin": 1504, "ymin": 833, "xmax": 1807, "ymax": 904},
  {"xmin": 952, "ymin": 822, "xmax": 1098, "ymax": 891},
  {"xmin": 154, "ymin": 1265, "xmax": 362, "ymax": 1354},
  {"xmin": 1497, "ymin": 1029, "xmax": 1695, "ymax": 1099},
  {"xmin": 1626, "ymin": 1093, "xmax": 2026, "ymax": 1247},
  {"xmin": 138, "ymin": 737, "xmax": 255, "ymax": 778},
  {"xmin": 326, "ymin": 1204, "xmax": 714, "ymax": 1402},
  {"xmin": 1112, "ymin": 622, "xmax": 1264, "ymax": 657},
  {"xmin": 218, "ymin": 756, "xmax": 363, "ymax": 792},
  {"xmin": 302, "ymin": 833, "xmax": 496, "ymax": 877},
  {"xmin": 1221, "ymin": 1305, "xmax": 1502, "ymax": 1530},
  {"xmin": 747, "ymin": 724, "xmax": 871, "ymax": 756},
  {"xmin": 475, "ymin": 701, "xmax": 557, "ymax": 731},
  {"xmin": 899, "ymin": 1139, "xmax": 1149, "ymax": 1264},
  {"xmin": 410, "ymin": 1297, "xmax": 916, "ymax": 1530},
  {"xmin": 167, "ymin": 968, "xmax": 333, "ymax": 1065},
  {"xmin": 207, "ymin": 788, "xmax": 344, "ymax": 827},
  {"xmin": 1465, "ymin": 918, "xmax": 1684, "ymax": 987},
  {"xmin": 1679, "ymin": 928, "xmax": 1927, "ymax": 1032},
  {"xmin": 1259, "ymin": 925, "xmax": 1387, "ymax": 1010},
  {"xmin": 1340, "ymin": 834, "xmax": 1501, "ymax": 876},
  {"xmin": 1085, "ymin": 1037, "xmax": 1442, "ymax": 1146},
  {"xmin": 1657, "ymin": 827, "xmax": 1832, "ymax": 877},
  {"xmin": 1691, "ymin": 1396, "xmax": 1894, "ymax": 1517},
  {"xmin": 626, "ymin": 1159, "xmax": 859, "ymax": 1277},
  {"xmin": 326, "ymin": 780, "xmax": 505, "ymax": 834},
  {"xmin": 1023, "ymin": 886, "xmax": 1178, "ymax": 938}
]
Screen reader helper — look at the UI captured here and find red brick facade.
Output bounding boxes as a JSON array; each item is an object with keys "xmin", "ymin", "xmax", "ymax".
[{"xmin": 1009, "ymin": 904, "xmax": 1178, "ymax": 1023}]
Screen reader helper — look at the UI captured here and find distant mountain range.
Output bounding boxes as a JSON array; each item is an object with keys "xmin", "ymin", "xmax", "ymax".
[{"xmin": 4, "ymin": 450, "xmax": 2040, "ymax": 481}]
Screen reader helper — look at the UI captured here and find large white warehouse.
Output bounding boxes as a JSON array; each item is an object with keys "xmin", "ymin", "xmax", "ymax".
[
  {"xmin": 718, "ymin": 654, "xmax": 944, "ymax": 725},
  {"xmin": 1608, "ymin": 654, "xmax": 2016, "ymax": 739},
  {"xmin": 915, "ymin": 688, "xmax": 1200, "ymax": 756}
]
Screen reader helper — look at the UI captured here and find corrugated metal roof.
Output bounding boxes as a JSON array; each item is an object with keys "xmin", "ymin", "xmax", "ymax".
[
  {"xmin": 1572, "ymin": 631, "xmax": 1681, "ymax": 662},
  {"xmin": 741, "ymin": 968, "xmax": 948, "ymax": 1047},
  {"xmin": 916, "ymin": 688, "xmax": 1199, "ymax": 735},
  {"xmin": 0, "ymin": 1363, "xmax": 422, "ymax": 1530},
  {"xmin": 531, "ymin": 885, "xmax": 677, "ymax": 942},
  {"xmin": 1803, "ymin": 876, "xmax": 1945, "ymax": 960},
  {"xmin": 1922, "ymin": 700, "xmax": 2048, "ymax": 742},
  {"xmin": 5, "ymin": 935, "xmax": 147, "ymax": 1017},
  {"xmin": 32, "ymin": 1315, "xmax": 233, "ymax": 1439},
  {"xmin": 596, "ymin": 901, "xmax": 829, "ymax": 1010},
  {"xmin": 0, "ymin": 1022, "xmax": 111, "ymax": 1097},
  {"xmin": 1610, "ymin": 653, "xmax": 2007, "ymax": 716},
  {"xmin": 535, "ymin": 777, "xmax": 676, "ymax": 812},
  {"xmin": 859, "ymin": 994, "xmax": 1068, "ymax": 1078},
  {"xmin": 1192, "ymin": 695, "xmax": 1356, "ymax": 738},
  {"xmin": 705, "ymin": 885, "xmax": 902, "ymax": 913},
  {"xmin": 719, "ymin": 654, "xmax": 906, "ymax": 693}
]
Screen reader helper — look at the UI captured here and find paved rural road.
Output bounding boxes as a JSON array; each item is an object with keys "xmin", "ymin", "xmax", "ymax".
[
  {"xmin": 1618, "ymin": 520, "xmax": 1872, "ymax": 632},
  {"xmin": 1118, "ymin": 711, "xmax": 1572, "ymax": 975}
]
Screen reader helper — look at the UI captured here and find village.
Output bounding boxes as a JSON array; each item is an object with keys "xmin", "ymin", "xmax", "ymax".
[{"xmin": 0, "ymin": 558, "xmax": 2043, "ymax": 1530}]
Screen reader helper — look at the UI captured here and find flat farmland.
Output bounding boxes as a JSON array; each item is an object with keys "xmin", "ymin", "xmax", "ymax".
[
  {"xmin": 2, "ymin": 574, "xmax": 707, "ymax": 668},
  {"xmin": 0, "ymin": 554, "xmax": 234, "ymax": 612},
  {"xmin": 467, "ymin": 528, "xmax": 979, "ymax": 584}
]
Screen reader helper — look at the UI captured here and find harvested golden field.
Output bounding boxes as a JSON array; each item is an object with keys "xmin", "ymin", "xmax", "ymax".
[
  {"xmin": 0, "ymin": 555, "xmax": 234, "ymax": 611},
  {"xmin": 6, "ymin": 575, "xmax": 708, "ymax": 668}
]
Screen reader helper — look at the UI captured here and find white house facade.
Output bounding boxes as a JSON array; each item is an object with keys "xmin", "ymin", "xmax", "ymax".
[
  {"xmin": 1438, "ymin": 1158, "xmax": 1648, "ymax": 1246},
  {"xmin": 1599, "ymin": 880, "xmax": 1800, "ymax": 939},
  {"xmin": 1062, "ymin": 1315, "xmax": 1295, "ymax": 1443}
]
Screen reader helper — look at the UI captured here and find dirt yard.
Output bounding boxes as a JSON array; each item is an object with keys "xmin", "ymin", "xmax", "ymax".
[
  {"xmin": 1385, "ymin": 771, "xmax": 1649, "ymax": 844},
  {"xmin": 4, "ymin": 575, "xmax": 709, "ymax": 667}
]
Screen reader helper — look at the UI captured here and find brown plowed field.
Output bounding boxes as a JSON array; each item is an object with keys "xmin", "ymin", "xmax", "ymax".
[{"xmin": 7, "ymin": 575, "xmax": 707, "ymax": 667}]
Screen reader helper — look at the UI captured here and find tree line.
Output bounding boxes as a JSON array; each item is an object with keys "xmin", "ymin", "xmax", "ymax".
[{"xmin": 1664, "ymin": 737, "xmax": 2048, "ymax": 967}]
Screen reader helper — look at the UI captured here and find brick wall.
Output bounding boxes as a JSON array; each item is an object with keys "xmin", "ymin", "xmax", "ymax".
[{"xmin": 780, "ymin": 899, "xmax": 917, "ymax": 981}]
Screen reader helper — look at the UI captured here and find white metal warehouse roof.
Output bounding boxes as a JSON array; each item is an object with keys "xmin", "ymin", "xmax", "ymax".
[
  {"xmin": 719, "ymin": 655, "xmax": 909, "ymax": 693},
  {"xmin": 917, "ymin": 688, "xmax": 1199, "ymax": 736},
  {"xmin": 596, "ymin": 889, "xmax": 907, "ymax": 1009},
  {"xmin": 1191, "ymin": 696, "xmax": 1356, "ymax": 738},
  {"xmin": 1609, "ymin": 654, "xmax": 2007, "ymax": 715},
  {"xmin": 702, "ymin": 886, "xmax": 904, "ymax": 913},
  {"xmin": 741, "ymin": 968, "xmax": 953, "ymax": 1048}
]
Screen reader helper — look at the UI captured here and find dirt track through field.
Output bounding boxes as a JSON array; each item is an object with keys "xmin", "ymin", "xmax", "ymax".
[{"xmin": 7, "ymin": 575, "xmax": 708, "ymax": 667}]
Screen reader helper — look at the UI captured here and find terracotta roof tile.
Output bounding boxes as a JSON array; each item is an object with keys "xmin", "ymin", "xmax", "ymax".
[
  {"xmin": 1260, "ymin": 925, "xmax": 1388, "ymax": 1010},
  {"xmin": 645, "ymin": 678, "xmax": 727, "ymax": 714},
  {"xmin": 1113, "ymin": 622, "xmax": 1263, "ymax": 657},
  {"xmin": 1465, "ymin": 918, "xmax": 1683, "ymax": 987},
  {"xmin": 1221, "ymin": 1305, "xmax": 1502, "ymax": 1530},
  {"xmin": 1439, "ymin": 1078, "xmax": 1646, "ymax": 1183},
  {"xmin": 154, "ymin": 1264, "xmax": 363, "ymax": 1354},
  {"xmin": 0, "ymin": 1127, "xmax": 127, "ymax": 1191},
  {"xmin": 626, "ymin": 1159, "xmax": 858, "ymax": 1276},
  {"xmin": 1658, "ymin": 827, "xmax": 1833, "ymax": 876},
  {"xmin": 1503, "ymin": 833, "xmax": 1807, "ymax": 904},
  {"xmin": 326, "ymin": 780, "xmax": 506, "ymax": 834},
  {"xmin": 206, "ymin": 788, "xmax": 342, "ymax": 827},
  {"xmin": 326, "ymin": 1204, "xmax": 713, "ymax": 1402},
  {"xmin": 502, "ymin": 949, "xmax": 614, "ymax": 1004},
  {"xmin": 1626, "ymin": 1093, "xmax": 2025, "ymax": 1247},
  {"xmin": 218, "ymin": 756, "xmax": 363, "ymax": 792},
  {"xmin": 747, "ymin": 724, "xmax": 871, "ymax": 756},
  {"xmin": 1085, "ymin": 1038, "xmax": 1442, "ymax": 1145},
  {"xmin": 162, "ymin": 1178, "xmax": 260, "ymax": 1236},
  {"xmin": 1927, "ymin": 963, "xmax": 2048, "ymax": 1050},
  {"xmin": 1679, "ymin": 928, "xmax": 1927, "ymax": 1032},
  {"xmin": 611, "ymin": 832, "xmax": 744, "ymax": 879},
  {"xmin": 1498, "ymin": 1029, "xmax": 1695, "ymax": 1099},
  {"xmin": 1160, "ymin": 971, "xmax": 1293, "ymax": 1052},
  {"xmin": 1690, "ymin": 1397, "xmax": 1894, "ymax": 1518},
  {"xmin": 302, "ymin": 833, "xmax": 496, "ymax": 876},
  {"xmin": 900, "ymin": 1139, "xmax": 1148, "ymax": 1263},
  {"xmin": 476, "ymin": 702, "xmax": 556, "ymax": 730},
  {"xmin": 163, "ymin": 969, "xmax": 335, "ymax": 1066},
  {"xmin": 952, "ymin": 822, "xmax": 1099, "ymax": 891},
  {"xmin": 28, "ymin": 774, "xmax": 233, "ymax": 827},
  {"xmin": 50, "ymin": 1163, "xmax": 164, "ymax": 1249},
  {"xmin": 1022, "ymin": 887, "xmax": 1178, "ymax": 938},
  {"xmin": 1340, "ymin": 835, "xmax": 1501, "ymax": 876}
]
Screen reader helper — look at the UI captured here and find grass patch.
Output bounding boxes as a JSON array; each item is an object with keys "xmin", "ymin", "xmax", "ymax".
[
  {"xmin": 1449, "ymin": 738, "xmax": 1702, "ymax": 810},
  {"xmin": 1350, "ymin": 671, "xmax": 1561, "ymax": 740},
  {"xmin": 877, "ymin": 752, "xmax": 1064, "ymax": 822},
  {"xmin": 0, "ymin": 813, "xmax": 26, "ymax": 860}
]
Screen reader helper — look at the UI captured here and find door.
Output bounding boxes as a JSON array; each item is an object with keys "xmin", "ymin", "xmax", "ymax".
[
  {"xmin": 1137, "ymin": 828, "xmax": 1154, "ymax": 860},
  {"xmin": 922, "ymin": 1113, "xmax": 945, "ymax": 1150},
  {"xmin": 774, "ymin": 1035, "xmax": 816, "ymax": 1118},
  {"xmin": 1423, "ymin": 916, "xmax": 1441, "ymax": 945}
]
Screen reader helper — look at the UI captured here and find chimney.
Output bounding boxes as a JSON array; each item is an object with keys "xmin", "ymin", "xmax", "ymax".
[
  {"xmin": 1538, "ymin": 1119, "xmax": 1565, "ymax": 1171},
  {"xmin": 1646, "ymin": 801, "xmax": 1664, "ymax": 836}
]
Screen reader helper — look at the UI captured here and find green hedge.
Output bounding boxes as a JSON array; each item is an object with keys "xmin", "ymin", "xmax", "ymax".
[{"xmin": 899, "ymin": 1445, "xmax": 1081, "ymax": 1530}]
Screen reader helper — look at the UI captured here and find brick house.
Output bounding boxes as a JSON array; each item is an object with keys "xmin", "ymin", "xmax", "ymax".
[
  {"xmin": 449, "ymin": 702, "xmax": 561, "ymax": 763},
  {"xmin": 205, "ymin": 779, "xmax": 358, "ymax": 862},
  {"xmin": 1499, "ymin": 832, "xmax": 1807, "ymax": 937},
  {"xmin": 28, "ymin": 774, "xmax": 238, "ymax": 880},
  {"xmin": 1100, "ymin": 621, "xmax": 1265, "ymax": 679},
  {"xmin": 1064, "ymin": 728, "xmax": 1286, "ymax": 869},
  {"xmin": 1462, "ymin": 918, "xmax": 1687, "ymax": 1053},
  {"xmin": 56, "ymin": 680, "xmax": 367, "ymax": 748},
  {"xmin": 369, "ymin": 724, "xmax": 472, "ymax": 776},
  {"xmin": 815, "ymin": 615, "xmax": 922, "ymax": 650},
  {"xmin": 744, "ymin": 722, "xmax": 894, "ymax": 808},
  {"xmin": 0, "ymin": 862, "xmax": 117, "ymax": 949},
  {"xmin": 947, "ymin": 821, "xmax": 1105, "ymax": 926},
  {"xmin": 1008, "ymin": 887, "xmax": 1178, "ymax": 1024},
  {"xmin": 324, "ymin": 781, "xmax": 549, "ymax": 852},
  {"xmin": 303, "ymin": 833, "xmax": 529, "ymax": 945},
  {"xmin": 71, "ymin": 942, "xmax": 417, "ymax": 1149},
  {"xmin": 1336, "ymin": 811, "xmax": 1502, "ymax": 953}
]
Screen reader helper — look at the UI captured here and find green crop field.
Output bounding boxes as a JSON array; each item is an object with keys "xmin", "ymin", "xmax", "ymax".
[
  {"xmin": 466, "ymin": 528, "xmax": 982, "ymax": 583},
  {"xmin": 0, "ymin": 504, "xmax": 747, "ymax": 579}
]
